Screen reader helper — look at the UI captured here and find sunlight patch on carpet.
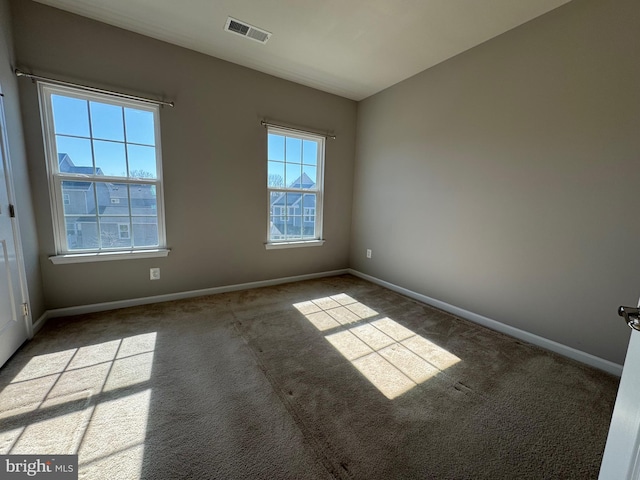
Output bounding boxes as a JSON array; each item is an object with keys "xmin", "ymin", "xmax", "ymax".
[
  {"xmin": 78, "ymin": 389, "xmax": 151, "ymax": 478},
  {"xmin": 0, "ymin": 332, "xmax": 157, "ymax": 478},
  {"xmin": 294, "ymin": 295, "xmax": 460, "ymax": 399}
]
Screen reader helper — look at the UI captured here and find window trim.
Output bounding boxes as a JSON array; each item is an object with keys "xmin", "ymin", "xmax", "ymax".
[
  {"xmin": 264, "ymin": 240, "xmax": 325, "ymax": 250},
  {"xmin": 49, "ymin": 248, "xmax": 170, "ymax": 264},
  {"xmin": 265, "ymin": 126, "xmax": 325, "ymax": 248},
  {"xmin": 38, "ymin": 81, "xmax": 168, "ymax": 261}
]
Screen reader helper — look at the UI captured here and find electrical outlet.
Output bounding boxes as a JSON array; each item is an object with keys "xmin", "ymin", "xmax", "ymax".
[
  {"xmin": 150, "ymin": 268, "xmax": 161, "ymax": 280},
  {"xmin": 366, "ymin": 249, "xmax": 372, "ymax": 259}
]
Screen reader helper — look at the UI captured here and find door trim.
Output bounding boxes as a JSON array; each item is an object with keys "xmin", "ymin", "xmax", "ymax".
[{"xmin": 0, "ymin": 85, "xmax": 33, "ymax": 339}]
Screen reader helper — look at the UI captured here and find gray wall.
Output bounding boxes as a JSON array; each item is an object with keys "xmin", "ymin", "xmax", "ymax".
[
  {"xmin": 0, "ymin": 0, "xmax": 44, "ymax": 322},
  {"xmin": 11, "ymin": 0, "xmax": 357, "ymax": 310},
  {"xmin": 351, "ymin": 0, "xmax": 640, "ymax": 365},
  {"xmin": 8, "ymin": 0, "xmax": 638, "ymax": 365}
]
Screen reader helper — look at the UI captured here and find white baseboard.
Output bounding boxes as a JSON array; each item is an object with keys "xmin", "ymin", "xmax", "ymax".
[
  {"xmin": 43, "ymin": 269, "xmax": 349, "ymax": 320},
  {"xmin": 32, "ymin": 311, "xmax": 49, "ymax": 336},
  {"xmin": 30, "ymin": 267, "xmax": 623, "ymax": 376},
  {"xmin": 348, "ymin": 269, "xmax": 623, "ymax": 377}
]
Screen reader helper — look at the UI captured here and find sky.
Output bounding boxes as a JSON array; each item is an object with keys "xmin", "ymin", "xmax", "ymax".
[
  {"xmin": 52, "ymin": 94, "xmax": 158, "ymax": 178},
  {"xmin": 52, "ymin": 95, "xmax": 322, "ymax": 188},
  {"xmin": 267, "ymin": 133, "xmax": 319, "ymax": 188}
]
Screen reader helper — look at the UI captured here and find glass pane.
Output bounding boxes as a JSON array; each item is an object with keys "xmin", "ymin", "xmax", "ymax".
[
  {"xmin": 285, "ymin": 192, "xmax": 301, "ymax": 212},
  {"xmin": 302, "ymin": 165, "xmax": 317, "ymax": 188},
  {"xmin": 125, "ymin": 108, "xmax": 155, "ymax": 145},
  {"xmin": 127, "ymin": 144, "xmax": 157, "ymax": 178},
  {"xmin": 100, "ymin": 217, "xmax": 132, "ymax": 249},
  {"xmin": 270, "ymin": 216, "xmax": 286, "ymax": 241},
  {"xmin": 119, "ymin": 224, "xmax": 131, "ymax": 240},
  {"xmin": 285, "ymin": 137, "xmax": 302, "ymax": 163},
  {"xmin": 62, "ymin": 180, "xmax": 96, "ymax": 215},
  {"xmin": 270, "ymin": 190, "xmax": 285, "ymax": 217},
  {"xmin": 285, "ymin": 163, "xmax": 302, "ymax": 188},
  {"xmin": 97, "ymin": 183, "xmax": 129, "ymax": 215},
  {"xmin": 56, "ymin": 136, "xmax": 93, "ymax": 172},
  {"xmin": 133, "ymin": 217, "xmax": 159, "ymax": 247},
  {"xmin": 302, "ymin": 194, "xmax": 316, "ymax": 238},
  {"xmin": 286, "ymin": 225, "xmax": 302, "ymax": 239},
  {"xmin": 131, "ymin": 184, "xmax": 157, "ymax": 215},
  {"xmin": 267, "ymin": 161, "xmax": 285, "ymax": 187},
  {"xmin": 303, "ymin": 220, "xmax": 316, "ymax": 238},
  {"xmin": 286, "ymin": 193, "xmax": 302, "ymax": 239},
  {"xmin": 303, "ymin": 193, "xmax": 316, "ymax": 211},
  {"xmin": 52, "ymin": 95, "xmax": 90, "ymax": 137},
  {"xmin": 270, "ymin": 190, "xmax": 282, "ymax": 205},
  {"xmin": 93, "ymin": 140, "xmax": 127, "ymax": 177},
  {"xmin": 90, "ymin": 102, "xmax": 124, "ymax": 141},
  {"xmin": 268, "ymin": 134, "xmax": 284, "ymax": 161},
  {"xmin": 65, "ymin": 217, "xmax": 99, "ymax": 250},
  {"xmin": 93, "ymin": 182, "xmax": 120, "ymax": 215},
  {"xmin": 302, "ymin": 140, "xmax": 318, "ymax": 166}
]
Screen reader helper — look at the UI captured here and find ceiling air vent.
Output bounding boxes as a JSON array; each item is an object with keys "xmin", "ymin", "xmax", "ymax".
[{"xmin": 224, "ymin": 17, "xmax": 271, "ymax": 44}]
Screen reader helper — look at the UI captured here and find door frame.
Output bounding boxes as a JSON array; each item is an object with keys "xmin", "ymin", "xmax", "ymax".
[
  {"xmin": 0, "ymin": 84, "xmax": 33, "ymax": 340},
  {"xmin": 598, "ymin": 300, "xmax": 640, "ymax": 479}
]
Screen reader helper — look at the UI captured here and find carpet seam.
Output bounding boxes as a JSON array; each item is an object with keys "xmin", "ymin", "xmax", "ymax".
[{"xmin": 230, "ymin": 318, "xmax": 352, "ymax": 480}]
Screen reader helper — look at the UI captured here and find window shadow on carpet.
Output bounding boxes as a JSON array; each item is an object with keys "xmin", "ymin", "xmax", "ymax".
[{"xmin": 294, "ymin": 293, "xmax": 460, "ymax": 399}]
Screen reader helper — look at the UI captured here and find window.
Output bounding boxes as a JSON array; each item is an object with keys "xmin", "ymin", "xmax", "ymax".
[
  {"xmin": 267, "ymin": 127, "xmax": 324, "ymax": 247},
  {"xmin": 118, "ymin": 223, "xmax": 130, "ymax": 239},
  {"xmin": 303, "ymin": 207, "xmax": 315, "ymax": 223},
  {"xmin": 38, "ymin": 82, "xmax": 167, "ymax": 261}
]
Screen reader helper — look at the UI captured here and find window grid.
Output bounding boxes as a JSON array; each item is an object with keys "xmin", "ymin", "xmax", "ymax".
[
  {"xmin": 38, "ymin": 82, "xmax": 166, "ymax": 255},
  {"xmin": 267, "ymin": 127, "xmax": 324, "ymax": 244}
]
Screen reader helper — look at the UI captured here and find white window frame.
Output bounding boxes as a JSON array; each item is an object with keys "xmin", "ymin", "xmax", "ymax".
[
  {"xmin": 38, "ymin": 82, "xmax": 169, "ymax": 264},
  {"xmin": 266, "ymin": 127, "xmax": 325, "ymax": 249}
]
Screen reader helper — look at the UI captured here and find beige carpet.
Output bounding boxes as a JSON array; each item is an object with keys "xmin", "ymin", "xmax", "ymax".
[{"xmin": 0, "ymin": 275, "xmax": 618, "ymax": 479}]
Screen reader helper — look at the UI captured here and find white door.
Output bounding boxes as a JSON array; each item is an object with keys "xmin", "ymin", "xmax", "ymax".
[
  {"xmin": 0, "ymin": 87, "xmax": 30, "ymax": 367},
  {"xmin": 599, "ymin": 304, "xmax": 640, "ymax": 479}
]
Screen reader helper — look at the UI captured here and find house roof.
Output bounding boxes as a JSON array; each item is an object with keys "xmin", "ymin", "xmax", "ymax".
[
  {"xmin": 58, "ymin": 153, "xmax": 158, "ymax": 215},
  {"xmin": 271, "ymin": 173, "xmax": 316, "ymax": 207},
  {"xmin": 292, "ymin": 172, "xmax": 314, "ymax": 189},
  {"xmin": 58, "ymin": 153, "xmax": 104, "ymax": 186}
]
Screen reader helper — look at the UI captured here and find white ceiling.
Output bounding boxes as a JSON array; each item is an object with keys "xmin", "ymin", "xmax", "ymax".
[{"xmin": 33, "ymin": 0, "xmax": 571, "ymax": 101}]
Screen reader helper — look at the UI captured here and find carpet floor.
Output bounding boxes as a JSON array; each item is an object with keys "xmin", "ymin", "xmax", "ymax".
[{"xmin": 0, "ymin": 275, "xmax": 618, "ymax": 479}]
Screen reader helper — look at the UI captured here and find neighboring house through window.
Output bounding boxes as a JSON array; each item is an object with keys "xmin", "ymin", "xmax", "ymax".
[
  {"xmin": 38, "ymin": 82, "xmax": 167, "ymax": 258},
  {"xmin": 304, "ymin": 207, "xmax": 315, "ymax": 223},
  {"xmin": 118, "ymin": 223, "xmax": 130, "ymax": 239},
  {"xmin": 266, "ymin": 127, "xmax": 324, "ymax": 246}
]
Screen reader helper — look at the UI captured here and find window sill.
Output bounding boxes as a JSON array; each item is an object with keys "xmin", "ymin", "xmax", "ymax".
[
  {"xmin": 49, "ymin": 249, "xmax": 170, "ymax": 265},
  {"xmin": 265, "ymin": 240, "xmax": 325, "ymax": 250}
]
